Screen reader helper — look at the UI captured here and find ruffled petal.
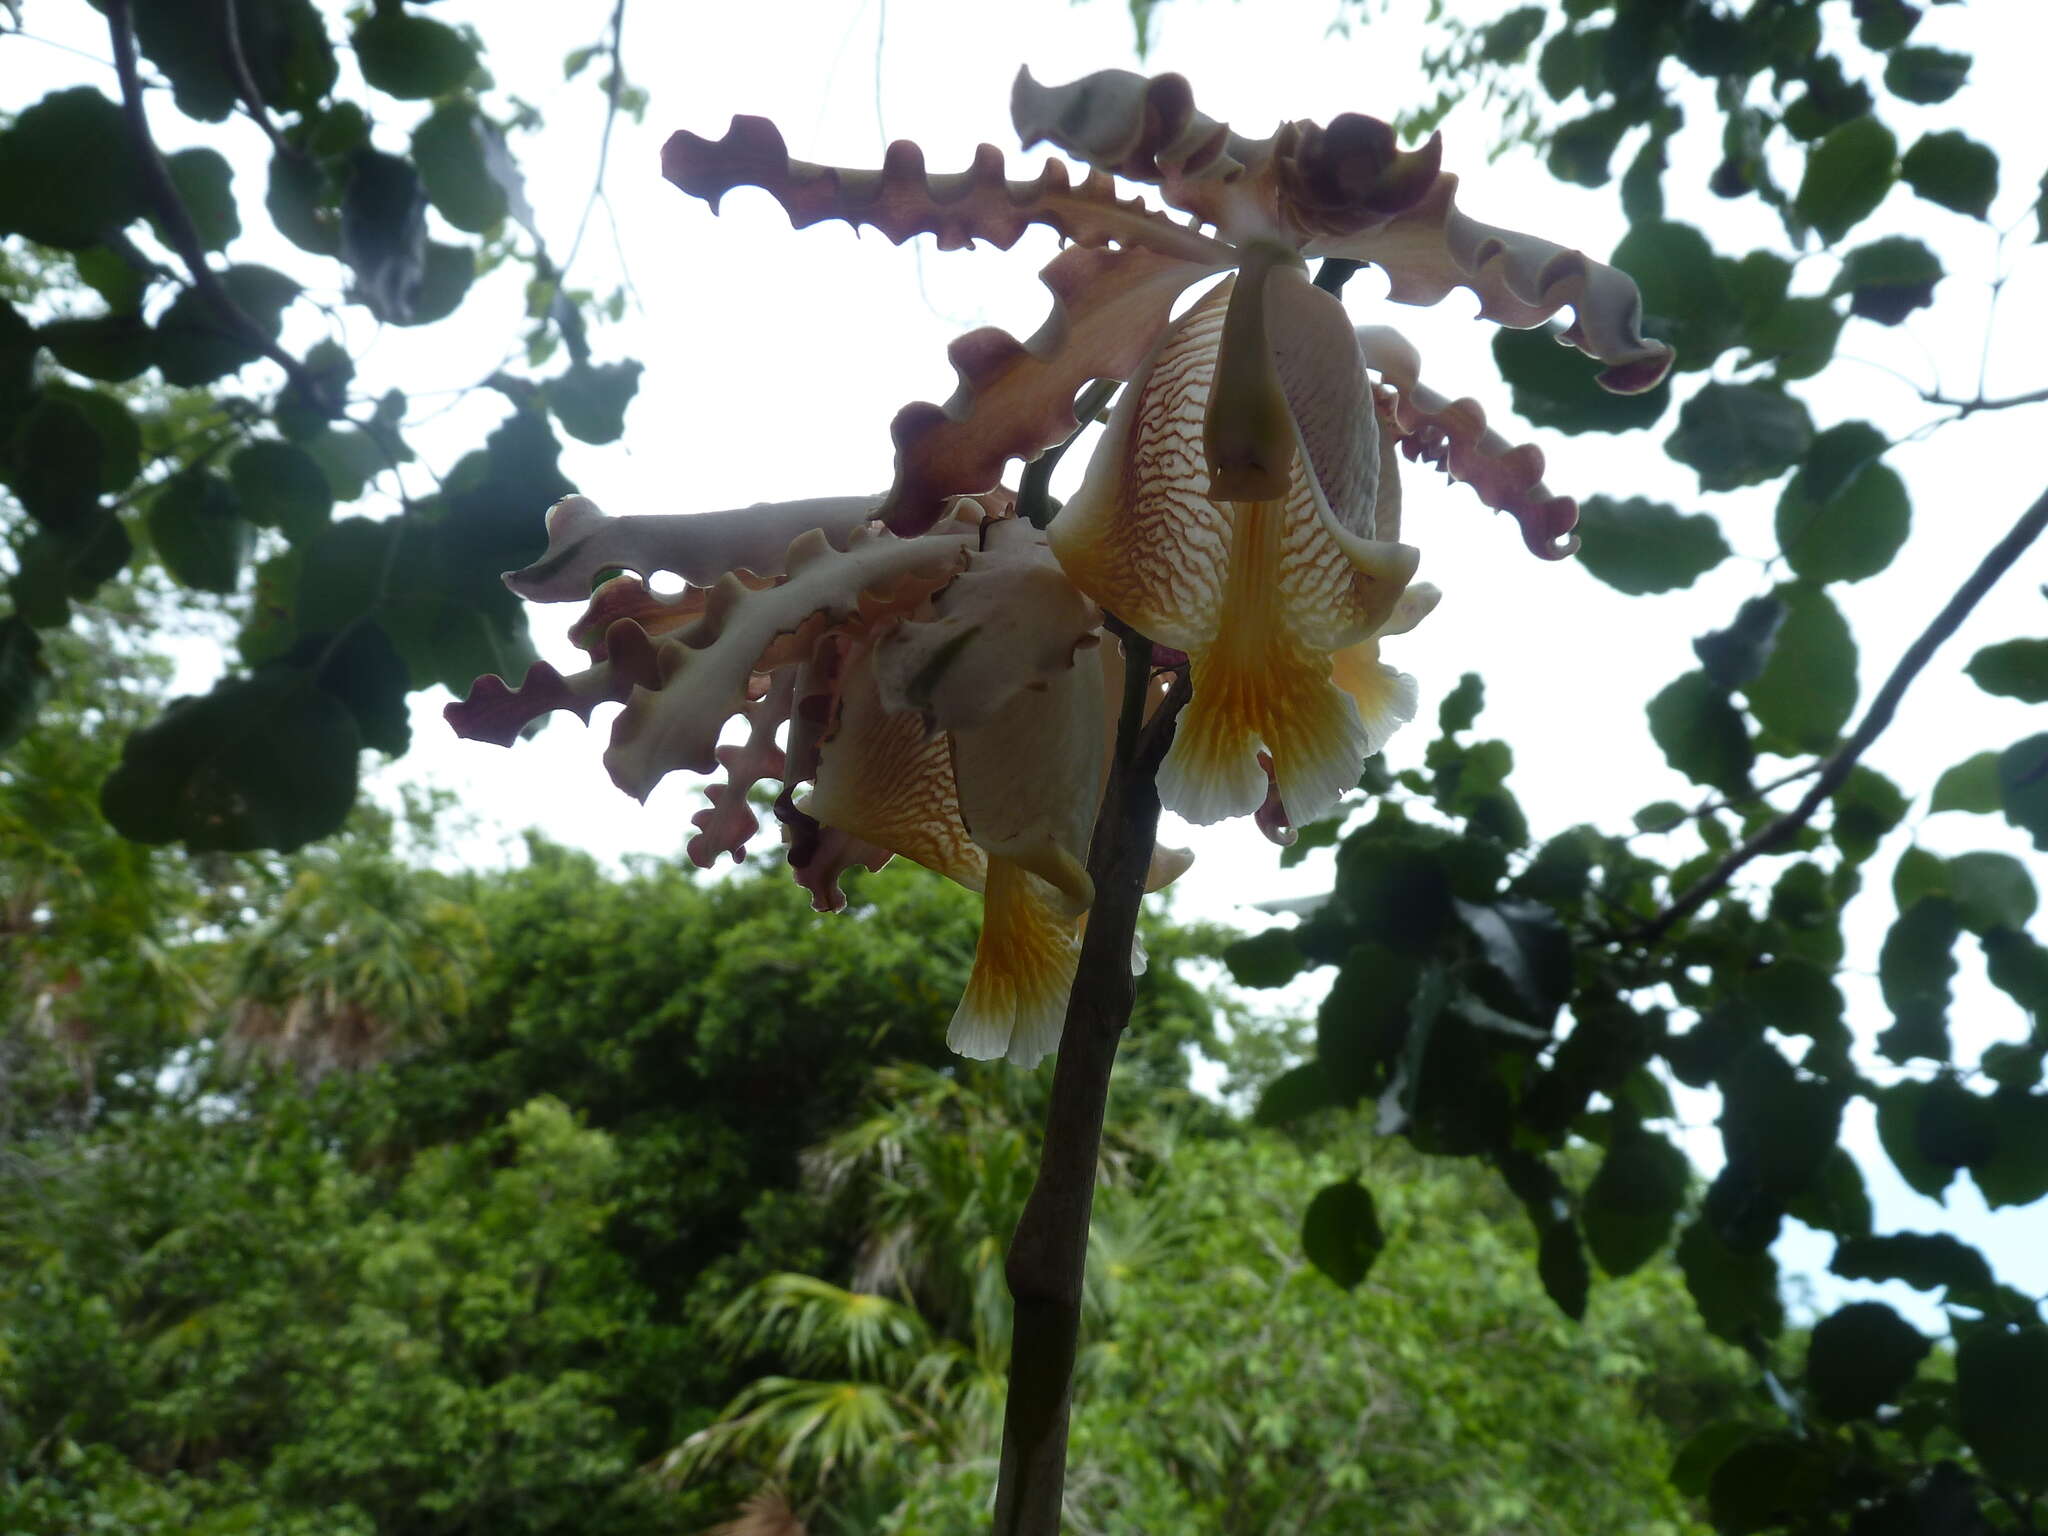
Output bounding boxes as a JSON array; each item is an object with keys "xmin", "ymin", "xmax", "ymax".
[
  {"xmin": 686, "ymin": 671, "xmax": 794, "ymax": 867},
  {"xmin": 1330, "ymin": 637, "xmax": 1419, "ymax": 759},
  {"xmin": 444, "ymin": 618, "xmax": 662, "ymax": 747},
  {"xmin": 948, "ymin": 858, "xmax": 1080, "ymax": 1068}
]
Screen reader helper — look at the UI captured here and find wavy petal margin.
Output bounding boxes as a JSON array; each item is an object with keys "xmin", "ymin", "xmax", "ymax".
[
  {"xmin": 686, "ymin": 671, "xmax": 795, "ymax": 867},
  {"xmin": 663, "ymin": 113, "xmax": 1229, "ymax": 265},
  {"xmin": 1358, "ymin": 327, "xmax": 1579, "ymax": 560},
  {"xmin": 444, "ymin": 619, "xmax": 662, "ymax": 747}
]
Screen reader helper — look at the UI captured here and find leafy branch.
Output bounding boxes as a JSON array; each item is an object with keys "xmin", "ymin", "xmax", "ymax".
[{"xmin": 1636, "ymin": 481, "xmax": 2048, "ymax": 946}]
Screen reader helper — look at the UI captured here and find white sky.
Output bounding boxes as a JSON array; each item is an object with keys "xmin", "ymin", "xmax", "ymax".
[{"xmin": 7, "ymin": 0, "xmax": 2048, "ymax": 1325}]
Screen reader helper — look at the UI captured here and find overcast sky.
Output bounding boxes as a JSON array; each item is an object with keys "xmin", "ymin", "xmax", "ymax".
[{"xmin": 7, "ymin": 0, "xmax": 2047, "ymax": 1320}]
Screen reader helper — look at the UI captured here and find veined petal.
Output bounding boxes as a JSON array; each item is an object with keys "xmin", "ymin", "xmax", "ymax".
[
  {"xmin": 505, "ymin": 494, "xmax": 881, "ymax": 604},
  {"xmin": 664, "ymin": 113, "xmax": 1230, "ymax": 264},
  {"xmin": 949, "ymin": 858, "xmax": 1080, "ymax": 1068},
  {"xmin": 950, "ymin": 639, "xmax": 1106, "ymax": 917},
  {"xmin": 1319, "ymin": 175, "xmax": 1674, "ymax": 394},
  {"xmin": 798, "ymin": 656, "xmax": 986, "ymax": 892},
  {"xmin": 605, "ymin": 525, "xmax": 972, "ymax": 802},
  {"xmin": 885, "ymin": 242, "xmax": 1226, "ymax": 536},
  {"xmin": 872, "ymin": 517, "xmax": 1101, "ymax": 733},
  {"xmin": 1330, "ymin": 637, "xmax": 1419, "ymax": 759}
]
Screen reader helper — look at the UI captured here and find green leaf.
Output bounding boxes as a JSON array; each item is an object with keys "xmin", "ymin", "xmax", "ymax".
[
  {"xmin": 1649, "ymin": 671, "xmax": 1753, "ymax": 796},
  {"xmin": 70, "ymin": 247, "xmax": 149, "ymax": 315},
  {"xmin": 130, "ymin": 0, "xmax": 336, "ymax": 121},
  {"xmin": 1679, "ymin": 1216, "xmax": 1783, "ymax": 1342},
  {"xmin": 549, "ymin": 359, "xmax": 645, "ymax": 445},
  {"xmin": 8, "ymin": 513, "xmax": 131, "ymax": 628},
  {"xmin": 1458, "ymin": 899, "xmax": 1570, "ymax": 1024},
  {"xmin": 1806, "ymin": 1301, "xmax": 1930, "ymax": 1420},
  {"xmin": 268, "ymin": 150, "xmax": 340, "ymax": 256},
  {"xmin": 1301, "ymin": 1179, "xmax": 1385, "ymax": 1290},
  {"xmin": 1743, "ymin": 959, "xmax": 1844, "ymax": 1040},
  {"xmin": 1902, "ymin": 130, "xmax": 2000, "ymax": 220},
  {"xmin": 311, "ymin": 620, "xmax": 412, "ymax": 756},
  {"xmin": 412, "ymin": 103, "xmax": 509, "ymax": 234},
  {"xmin": 155, "ymin": 265, "xmax": 299, "ymax": 387},
  {"xmin": 1669, "ymin": 1422, "xmax": 1758, "ymax": 1499},
  {"xmin": 1875, "ymin": 1081, "xmax": 1957, "ymax": 1197},
  {"xmin": 1775, "ymin": 445, "xmax": 1909, "ymax": 586},
  {"xmin": 1933, "ymin": 751, "xmax": 2003, "ymax": 814},
  {"xmin": 1999, "ymin": 734, "xmax": 2048, "ymax": 849},
  {"xmin": 1438, "ymin": 673, "xmax": 1483, "ymax": 735},
  {"xmin": 229, "ymin": 441, "xmax": 334, "ymax": 543},
  {"xmin": 1695, "ymin": 596, "xmax": 1786, "ymax": 691},
  {"xmin": 1878, "ymin": 897, "xmax": 1961, "ymax": 1062},
  {"xmin": 1831, "ymin": 766, "xmax": 1908, "ymax": 863},
  {"xmin": 1884, "ymin": 45, "xmax": 1971, "ymax": 102},
  {"xmin": 1223, "ymin": 928, "xmax": 1305, "ymax": 989},
  {"xmin": 1572, "ymin": 495, "xmax": 1730, "ymax": 595},
  {"xmin": 1547, "ymin": 107, "xmax": 1630, "ymax": 188},
  {"xmin": 0, "ymin": 88, "xmax": 143, "ymax": 249},
  {"xmin": 1719, "ymin": 1042, "xmax": 1846, "ymax": 1210},
  {"xmin": 1665, "ymin": 383, "xmax": 1813, "ymax": 493},
  {"xmin": 5, "ymin": 395, "xmax": 104, "ymax": 531},
  {"xmin": 1958, "ymin": 1328, "xmax": 2048, "ymax": 1491},
  {"xmin": 147, "ymin": 471, "xmax": 252, "ymax": 594},
  {"xmin": 1738, "ymin": 296, "xmax": 1843, "ymax": 382},
  {"xmin": 1795, "ymin": 116, "xmax": 1898, "ymax": 243},
  {"xmin": 100, "ymin": 669, "xmax": 361, "ymax": 853},
  {"xmin": 0, "ymin": 615, "xmax": 51, "ymax": 752},
  {"xmin": 1976, "ymin": 1090, "xmax": 2048, "ymax": 1208},
  {"xmin": 1832, "ymin": 1231, "xmax": 1995, "ymax": 1299},
  {"xmin": 1318, "ymin": 942, "xmax": 1422, "ymax": 1101},
  {"xmin": 1746, "ymin": 584, "xmax": 1857, "ymax": 754},
  {"xmin": 390, "ymin": 241, "xmax": 475, "ymax": 328},
  {"xmin": 1634, "ymin": 801, "xmax": 1687, "ymax": 834},
  {"xmin": 1985, "ymin": 929, "xmax": 2048, "ymax": 1019},
  {"xmin": 1831, "ymin": 236, "xmax": 1941, "ymax": 325},
  {"xmin": 352, "ymin": 12, "xmax": 478, "ymax": 100},
  {"xmin": 39, "ymin": 312, "xmax": 156, "ymax": 383},
  {"xmin": 1492, "ymin": 325, "xmax": 1670, "ymax": 435},
  {"xmin": 1786, "ymin": 1146, "xmax": 1872, "ymax": 1239},
  {"xmin": 1610, "ymin": 223, "xmax": 1737, "ymax": 373},
  {"xmin": 162, "ymin": 148, "xmax": 240, "ymax": 252},
  {"xmin": 1916, "ymin": 1077, "xmax": 1998, "ymax": 1174},
  {"xmin": 1947, "ymin": 852, "xmax": 2038, "ymax": 933},
  {"xmin": 1967, "ymin": 638, "xmax": 2048, "ymax": 703},
  {"xmin": 1252, "ymin": 1061, "xmax": 1339, "ymax": 1127},
  {"xmin": 340, "ymin": 151, "xmax": 428, "ymax": 324},
  {"xmin": 1583, "ymin": 1124, "xmax": 1689, "ymax": 1277}
]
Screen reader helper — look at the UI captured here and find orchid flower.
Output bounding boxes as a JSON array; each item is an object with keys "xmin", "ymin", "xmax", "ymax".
[{"xmin": 449, "ymin": 69, "xmax": 1670, "ymax": 1066}]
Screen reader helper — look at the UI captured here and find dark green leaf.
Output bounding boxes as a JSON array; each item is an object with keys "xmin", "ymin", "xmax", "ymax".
[
  {"xmin": 1967, "ymin": 639, "xmax": 2048, "ymax": 703},
  {"xmin": 1976, "ymin": 1090, "xmax": 2048, "ymax": 1208},
  {"xmin": 389, "ymin": 241, "xmax": 475, "ymax": 329},
  {"xmin": 1786, "ymin": 1146, "xmax": 1872, "ymax": 1239},
  {"xmin": 1902, "ymin": 130, "xmax": 1999, "ymax": 220},
  {"xmin": 1457, "ymin": 899, "xmax": 1570, "ymax": 1024},
  {"xmin": 412, "ymin": 103, "xmax": 509, "ymax": 233},
  {"xmin": 130, "ymin": 0, "xmax": 336, "ymax": 121},
  {"xmin": 1665, "ymin": 383, "xmax": 1813, "ymax": 493},
  {"xmin": 1916, "ymin": 1077, "xmax": 1997, "ymax": 1173},
  {"xmin": 1252, "ymin": 1061, "xmax": 1339, "ymax": 1127},
  {"xmin": 1708, "ymin": 1437, "xmax": 1831, "ymax": 1534},
  {"xmin": 1884, "ymin": 45, "xmax": 1970, "ymax": 102},
  {"xmin": 1854, "ymin": 0, "xmax": 1920, "ymax": 49},
  {"xmin": 4, "ymin": 395, "xmax": 103, "ymax": 531},
  {"xmin": 1478, "ymin": 7, "xmax": 1545, "ymax": 61},
  {"xmin": 1743, "ymin": 959, "xmax": 1844, "ymax": 1040},
  {"xmin": 1775, "ymin": 451, "xmax": 1909, "ymax": 586},
  {"xmin": 39, "ymin": 312, "xmax": 155, "ymax": 383},
  {"xmin": 1583, "ymin": 1123, "xmax": 1689, "ymax": 1277},
  {"xmin": 1998, "ymin": 734, "xmax": 2048, "ymax": 849},
  {"xmin": 1670, "ymin": 1422, "xmax": 1758, "ymax": 1498},
  {"xmin": 8, "ymin": 512, "xmax": 131, "ymax": 628},
  {"xmin": 1547, "ymin": 108, "xmax": 1630, "ymax": 189},
  {"xmin": 1493, "ymin": 325, "xmax": 1670, "ymax": 435},
  {"xmin": 1878, "ymin": 897, "xmax": 1961, "ymax": 1062},
  {"xmin": 1807, "ymin": 1301, "xmax": 1930, "ymax": 1419},
  {"xmin": 1795, "ymin": 116, "xmax": 1898, "ymax": 243},
  {"xmin": 1318, "ymin": 942, "xmax": 1422, "ymax": 1101},
  {"xmin": 1832, "ymin": 1231, "xmax": 1994, "ymax": 1297},
  {"xmin": 1946, "ymin": 851, "xmax": 2037, "ymax": 933},
  {"xmin": 1679, "ymin": 1215, "xmax": 1784, "ymax": 1341},
  {"xmin": 1933, "ymin": 751, "xmax": 2002, "ymax": 814},
  {"xmin": 1832, "ymin": 766, "xmax": 1908, "ymax": 862},
  {"xmin": 1832, "ymin": 236, "xmax": 1942, "ymax": 325},
  {"xmin": 549, "ymin": 359, "xmax": 644, "ymax": 445},
  {"xmin": 1537, "ymin": 30, "xmax": 1588, "ymax": 99},
  {"xmin": 1876, "ymin": 1081, "xmax": 1957, "ymax": 1197},
  {"xmin": 1739, "ymin": 296, "xmax": 1843, "ymax": 381},
  {"xmin": 162, "ymin": 147, "xmax": 240, "ymax": 252},
  {"xmin": 1611, "ymin": 222, "xmax": 1737, "ymax": 373},
  {"xmin": 0, "ymin": 615, "xmax": 51, "ymax": 752},
  {"xmin": 1573, "ymin": 495, "xmax": 1730, "ymax": 595},
  {"xmin": 1634, "ymin": 801, "xmax": 1687, "ymax": 834},
  {"xmin": 1719, "ymin": 1042, "xmax": 1846, "ymax": 1211},
  {"xmin": 1224, "ymin": 928, "xmax": 1305, "ymax": 989},
  {"xmin": 1957, "ymin": 1327, "xmax": 2048, "ymax": 1490},
  {"xmin": 1746, "ymin": 584, "xmax": 1857, "ymax": 754},
  {"xmin": 1769, "ymin": 861, "xmax": 1844, "ymax": 969},
  {"xmin": 147, "ymin": 471, "xmax": 251, "ymax": 594},
  {"xmin": 100, "ymin": 669, "xmax": 361, "ymax": 852},
  {"xmin": 1649, "ymin": 671, "xmax": 1753, "ymax": 796},
  {"xmin": 312, "ymin": 620, "xmax": 412, "ymax": 756},
  {"xmin": 352, "ymin": 12, "xmax": 478, "ymax": 100},
  {"xmin": 1985, "ymin": 929, "xmax": 2048, "ymax": 1018},
  {"xmin": 268, "ymin": 150, "xmax": 339, "ymax": 256},
  {"xmin": 1695, "ymin": 596, "xmax": 1786, "ymax": 691},
  {"xmin": 1301, "ymin": 1179, "xmax": 1385, "ymax": 1289},
  {"xmin": 1438, "ymin": 672, "xmax": 1483, "ymax": 735},
  {"xmin": 340, "ymin": 152, "xmax": 428, "ymax": 324},
  {"xmin": 0, "ymin": 88, "xmax": 143, "ymax": 249},
  {"xmin": 302, "ymin": 426, "xmax": 389, "ymax": 502},
  {"xmin": 155, "ymin": 265, "xmax": 299, "ymax": 386},
  {"xmin": 229, "ymin": 440, "xmax": 334, "ymax": 543},
  {"xmin": 71, "ymin": 246, "xmax": 149, "ymax": 314}
]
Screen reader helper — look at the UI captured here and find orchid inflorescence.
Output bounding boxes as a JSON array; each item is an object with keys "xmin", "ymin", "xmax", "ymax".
[{"xmin": 448, "ymin": 68, "xmax": 1671, "ymax": 1068}]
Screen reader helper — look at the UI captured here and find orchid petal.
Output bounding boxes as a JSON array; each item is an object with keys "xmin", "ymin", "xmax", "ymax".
[
  {"xmin": 604, "ymin": 525, "xmax": 972, "ymax": 802},
  {"xmin": 664, "ymin": 113, "xmax": 1231, "ymax": 265},
  {"xmin": 505, "ymin": 494, "xmax": 882, "ymax": 604},
  {"xmin": 1330, "ymin": 637, "xmax": 1419, "ymax": 759},
  {"xmin": 948, "ymin": 858, "xmax": 1080, "ymax": 1068},
  {"xmin": 565, "ymin": 570, "xmax": 775, "ymax": 659},
  {"xmin": 1322, "ymin": 175, "xmax": 1673, "ymax": 393},
  {"xmin": 687, "ymin": 671, "xmax": 794, "ymax": 867},
  {"xmin": 444, "ymin": 618, "xmax": 661, "ymax": 747},
  {"xmin": 1358, "ymin": 324, "xmax": 1578, "ymax": 559},
  {"xmin": 885, "ymin": 242, "xmax": 1226, "ymax": 536},
  {"xmin": 872, "ymin": 518, "xmax": 1101, "ymax": 732}
]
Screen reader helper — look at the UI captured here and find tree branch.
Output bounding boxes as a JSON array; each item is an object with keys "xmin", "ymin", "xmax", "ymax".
[
  {"xmin": 1634, "ymin": 482, "xmax": 2048, "ymax": 946},
  {"xmin": 218, "ymin": 0, "xmax": 293, "ymax": 160},
  {"xmin": 107, "ymin": 0, "xmax": 325, "ymax": 409},
  {"xmin": 992, "ymin": 634, "xmax": 1189, "ymax": 1536},
  {"xmin": 1922, "ymin": 384, "xmax": 2048, "ymax": 418}
]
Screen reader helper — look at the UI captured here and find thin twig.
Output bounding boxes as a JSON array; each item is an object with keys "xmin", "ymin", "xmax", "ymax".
[
  {"xmin": 1633, "ymin": 482, "xmax": 2048, "ymax": 946},
  {"xmin": 219, "ymin": 0, "xmax": 294, "ymax": 160},
  {"xmin": 1019, "ymin": 380, "xmax": 1119, "ymax": 530},
  {"xmin": 991, "ymin": 631, "xmax": 1190, "ymax": 1536},
  {"xmin": 106, "ymin": 0, "xmax": 325, "ymax": 409},
  {"xmin": 558, "ymin": 0, "xmax": 627, "ymax": 284},
  {"xmin": 1921, "ymin": 384, "xmax": 2048, "ymax": 418}
]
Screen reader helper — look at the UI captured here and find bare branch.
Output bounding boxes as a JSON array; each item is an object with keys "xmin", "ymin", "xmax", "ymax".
[
  {"xmin": 1634, "ymin": 482, "xmax": 2048, "ymax": 947},
  {"xmin": 1922, "ymin": 384, "xmax": 2048, "ymax": 418},
  {"xmin": 106, "ymin": 0, "xmax": 328, "ymax": 411},
  {"xmin": 219, "ymin": 0, "xmax": 294, "ymax": 160}
]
